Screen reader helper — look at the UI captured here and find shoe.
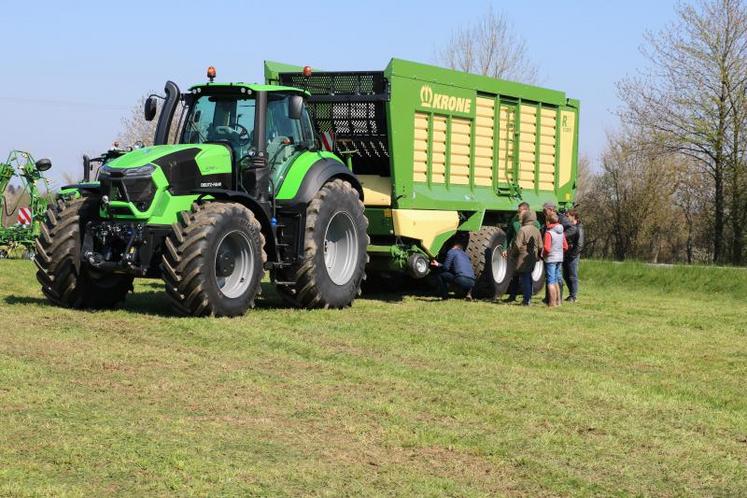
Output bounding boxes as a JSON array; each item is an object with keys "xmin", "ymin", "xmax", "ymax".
[
  {"xmin": 503, "ymin": 296, "xmax": 517, "ymax": 303},
  {"xmin": 565, "ymin": 296, "xmax": 576, "ymax": 303},
  {"xmin": 520, "ymin": 301, "xmax": 531, "ymax": 306},
  {"xmin": 465, "ymin": 293, "xmax": 473, "ymax": 301}
]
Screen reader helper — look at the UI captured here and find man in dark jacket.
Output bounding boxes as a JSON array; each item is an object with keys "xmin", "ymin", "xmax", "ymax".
[
  {"xmin": 431, "ymin": 238, "xmax": 476, "ymax": 299},
  {"xmin": 562, "ymin": 209, "xmax": 584, "ymax": 302}
]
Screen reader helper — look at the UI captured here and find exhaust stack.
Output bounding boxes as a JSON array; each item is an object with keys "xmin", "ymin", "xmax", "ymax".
[{"xmin": 154, "ymin": 81, "xmax": 180, "ymax": 146}]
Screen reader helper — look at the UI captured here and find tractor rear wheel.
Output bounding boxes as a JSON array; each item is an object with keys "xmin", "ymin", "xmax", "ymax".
[
  {"xmin": 467, "ymin": 226, "xmax": 513, "ymax": 300},
  {"xmin": 276, "ymin": 179, "xmax": 368, "ymax": 309},
  {"xmin": 34, "ymin": 197, "xmax": 133, "ymax": 308},
  {"xmin": 161, "ymin": 202, "xmax": 266, "ymax": 317}
]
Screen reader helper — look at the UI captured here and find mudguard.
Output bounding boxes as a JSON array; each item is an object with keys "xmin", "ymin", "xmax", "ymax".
[
  {"xmin": 192, "ymin": 188, "xmax": 278, "ymax": 262},
  {"xmin": 285, "ymin": 159, "xmax": 363, "ymax": 207}
]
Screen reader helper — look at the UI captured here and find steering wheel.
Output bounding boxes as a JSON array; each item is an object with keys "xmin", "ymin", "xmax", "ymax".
[{"xmin": 214, "ymin": 123, "xmax": 252, "ymax": 146}]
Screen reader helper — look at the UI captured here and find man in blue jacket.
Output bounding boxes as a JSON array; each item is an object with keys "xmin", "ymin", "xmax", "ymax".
[{"xmin": 431, "ymin": 238, "xmax": 476, "ymax": 300}]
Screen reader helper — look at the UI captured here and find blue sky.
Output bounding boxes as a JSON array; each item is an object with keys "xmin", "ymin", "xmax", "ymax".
[{"xmin": 2, "ymin": 0, "xmax": 678, "ymax": 184}]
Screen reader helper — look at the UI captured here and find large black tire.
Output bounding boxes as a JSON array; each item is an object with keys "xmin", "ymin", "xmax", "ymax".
[
  {"xmin": 466, "ymin": 226, "xmax": 514, "ymax": 300},
  {"xmin": 276, "ymin": 179, "xmax": 369, "ymax": 309},
  {"xmin": 531, "ymin": 260, "xmax": 546, "ymax": 295},
  {"xmin": 161, "ymin": 202, "xmax": 266, "ymax": 317},
  {"xmin": 34, "ymin": 197, "xmax": 133, "ymax": 309}
]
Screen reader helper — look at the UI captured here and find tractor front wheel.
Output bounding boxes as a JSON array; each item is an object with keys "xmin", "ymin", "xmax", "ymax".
[
  {"xmin": 277, "ymin": 179, "xmax": 368, "ymax": 309},
  {"xmin": 34, "ymin": 197, "xmax": 133, "ymax": 309},
  {"xmin": 161, "ymin": 202, "xmax": 266, "ymax": 317}
]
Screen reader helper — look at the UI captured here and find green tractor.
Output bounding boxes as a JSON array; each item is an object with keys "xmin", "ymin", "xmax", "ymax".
[{"xmin": 36, "ymin": 67, "xmax": 369, "ymax": 316}]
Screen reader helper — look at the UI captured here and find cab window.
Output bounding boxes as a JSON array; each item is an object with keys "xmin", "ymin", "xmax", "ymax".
[{"xmin": 266, "ymin": 94, "xmax": 314, "ymax": 170}]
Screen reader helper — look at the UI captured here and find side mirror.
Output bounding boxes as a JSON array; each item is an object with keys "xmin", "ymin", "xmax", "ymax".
[
  {"xmin": 35, "ymin": 158, "xmax": 52, "ymax": 172},
  {"xmin": 82, "ymin": 154, "xmax": 91, "ymax": 182},
  {"xmin": 144, "ymin": 96, "xmax": 158, "ymax": 121},
  {"xmin": 288, "ymin": 95, "xmax": 303, "ymax": 120}
]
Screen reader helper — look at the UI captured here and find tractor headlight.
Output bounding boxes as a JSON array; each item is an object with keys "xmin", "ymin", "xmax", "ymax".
[
  {"xmin": 124, "ymin": 164, "xmax": 156, "ymax": 176},
  {"xmin": 99, "ymin": 164, "xmax": 156, "ymax": 177}
]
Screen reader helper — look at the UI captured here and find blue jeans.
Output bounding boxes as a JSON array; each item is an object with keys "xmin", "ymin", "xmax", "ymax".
[
  {"xmin": 563, "ymin": 256, "xmax": 580, "ymax": 298},
  {"xmin": 545, "ymin": 262, "xmax": 562, "ymax": 285},
  {"xmin": 519, "ymin": 271, "xmax": 533, "ymax": 304},
  {"xmin": 437, "ymin": 271, "xmax": 475, "ymax": 298}
]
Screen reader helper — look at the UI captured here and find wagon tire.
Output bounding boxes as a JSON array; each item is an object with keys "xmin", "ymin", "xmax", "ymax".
[
  {"xmin": 467, "ymin": 226, "xmax": 514, "ymax": 300},
  {"xmin": 531, "ymin": 260, "xmax": 546, "ymax": 295}
]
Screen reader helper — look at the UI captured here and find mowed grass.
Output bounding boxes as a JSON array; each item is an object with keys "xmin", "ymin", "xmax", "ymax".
[{"xmin": 0, "ymin": 260, "xmax": 745, "ymax": 497}]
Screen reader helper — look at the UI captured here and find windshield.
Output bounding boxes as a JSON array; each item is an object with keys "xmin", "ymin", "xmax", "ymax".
[
  {"xmin": 180, "ymin": 91, "xmax": 317, "ymax": 192},
  {"xmin": 181, "ymin": 93, "xmax": 256, "ymax": 159}
]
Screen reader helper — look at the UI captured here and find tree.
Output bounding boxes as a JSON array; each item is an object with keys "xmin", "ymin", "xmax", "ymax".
[
  {"xmin": 617, "ymin": 0, "xmax": 747, "ymax": 263},
  {"xmin": 673, "ymin": 157, "xmax": 711, "ymax": 263},
  {"xmin": 117, "ymin": 93, "xmax": 157, "ymax": 147},
  {"xmin": 578, "ymin": 131, "xmax": 678, "ymax": 262},
  {"xmin": 437, "ymin": 7, "xmax": 538, "ymax": 84},
  {"xmin": 724, "ymin": 62, "xmax": 747, "ymax": 264}
]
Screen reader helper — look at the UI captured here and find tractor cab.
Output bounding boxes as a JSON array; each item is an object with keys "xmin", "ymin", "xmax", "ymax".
[{"xmin": 145, "ymin": 68, "xmax": 317, "ymax": 201}]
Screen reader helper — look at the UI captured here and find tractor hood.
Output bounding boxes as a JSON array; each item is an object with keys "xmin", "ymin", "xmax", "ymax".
[
  {"xmin": 96, "ymin": 143, "xmax": 234, "ymax": 219},
  {"xmin": 104, "ymin": 143, "xmax": 233, "ymax": 195}
]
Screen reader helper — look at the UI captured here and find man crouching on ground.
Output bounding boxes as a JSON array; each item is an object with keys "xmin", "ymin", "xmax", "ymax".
[
  {"xmin": 509, "ymin": 210, "xmax": 542, "ymax": 305},
  {"xmin": 431, "ymin": 237, "xmax": 475, "ymax": 300}
]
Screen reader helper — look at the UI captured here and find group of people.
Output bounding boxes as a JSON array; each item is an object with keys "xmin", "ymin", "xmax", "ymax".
[
  {"xmin": 505, "ymin": 201, "xmax": 583, "ymax": 306},
  {"xmin": 431, "ymin": 202, "xmax": 584, "ymax": 306}
]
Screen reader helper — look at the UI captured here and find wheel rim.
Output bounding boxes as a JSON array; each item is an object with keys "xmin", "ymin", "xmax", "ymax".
[
  {"xmin": 532, "ymin": 260, "xmax": 544, "ymax": 281},
  {"xmin": 214, "ymin": 230, "xmax": 255, "ymax": 299},
  {"xmin": 414, "ymin": 257, "xmax": 428, "ymax": 276},
  {"xmin": 491, "ymin": 248, "xmax": 507, "ymax": 284},
  {"xmin": 324, "ymin": 211, "xmax": 359, "ymax": 286}
]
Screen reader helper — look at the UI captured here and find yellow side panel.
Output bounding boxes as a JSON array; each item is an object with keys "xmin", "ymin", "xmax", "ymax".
[
  {"xmin": 431, "ymin": 115, "xmax": 448, "ymax": 184},
  {"xmin": 413, "ymin": 112, "xmax": 429, "ymax": 183},
  {"xmin": 558, "ymin": 110, "xmax": 576, "ymax": 187},
  {"xmin": 449, "ymin": 117, "xmax": 471, "ymax": 185},
  {"xmin": 518, "ymin": 104, "xmax": 537, "ymax": 189},
  {"xmin": 538, "ymin": 107, "xmax": 557, "ymax": 192},
  {"xmin": 392, "ymin": 209, "xmax": 460, "ymax": 254},
  {"xmin": 358, "ymin": 175, "xmax": 392, "ymax": 207},
  {"xmin": 474, "ymin": 97, "xmax": 495, "ymax": 187},
  {"xmin": 540, "ymin": 108, "xmax": 557, "ymax": 120},
  {"xmin": 497, "ymin": 104, "xmax": 515, "ymax": 183}
]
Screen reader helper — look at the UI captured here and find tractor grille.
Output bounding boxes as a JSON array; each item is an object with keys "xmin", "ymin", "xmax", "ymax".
[
  {"xmin": 99, "ymin": 173, "xmax": 156, "ymax": 213},
  {"xmin": 278, "ymin": 71, "xmax": 390, "ymax": 175}
]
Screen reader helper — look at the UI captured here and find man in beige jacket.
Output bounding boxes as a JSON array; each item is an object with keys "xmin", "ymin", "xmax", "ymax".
[{"xmin": 509, "ymin": 210, "xmax": 542, "ymax": 305}]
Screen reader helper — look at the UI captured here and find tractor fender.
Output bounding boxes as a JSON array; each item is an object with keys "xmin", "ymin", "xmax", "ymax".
[
  {"xmin": 287, "ymin": 159, "xmax": 363, "ymax": 206},
  {"xmin": 192, "ymin": 188, "xmax": 278, "ymax": 262}
]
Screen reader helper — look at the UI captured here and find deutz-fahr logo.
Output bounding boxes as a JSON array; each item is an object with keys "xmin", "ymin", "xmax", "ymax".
[{"xmin": 420, "ymin": 85, "xmax": 472, "ymax": 113}]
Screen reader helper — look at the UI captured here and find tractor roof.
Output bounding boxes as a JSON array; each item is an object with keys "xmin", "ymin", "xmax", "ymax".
[{"xmin": 188, "ymin": 82, "xmax": 309, "ymax": 96}]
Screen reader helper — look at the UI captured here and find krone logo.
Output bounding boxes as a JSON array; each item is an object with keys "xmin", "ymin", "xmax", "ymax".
[
  {"xmin": 420, "ymin": 85, "xmax": 434, "ymax": 107},
  {"xmin": 419, "ymin": 84, "xmax": 472, "ymax": 114}
]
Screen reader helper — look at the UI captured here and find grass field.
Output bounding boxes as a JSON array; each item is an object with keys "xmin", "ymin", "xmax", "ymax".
[{"xmin": 0, "ymin": 260, "xmax": 745, "ymax": 497}]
